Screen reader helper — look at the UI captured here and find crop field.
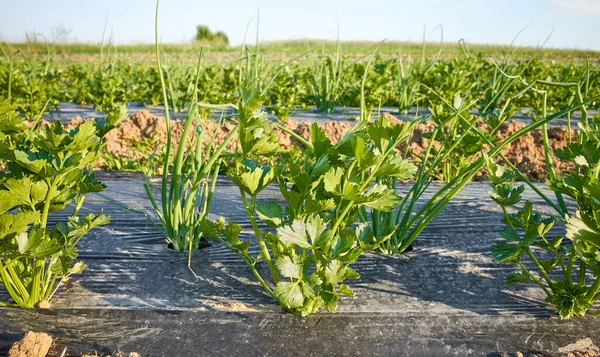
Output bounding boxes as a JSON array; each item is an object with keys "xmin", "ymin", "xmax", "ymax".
[
  {"xmin": 2, "ymin": 40, "xmax": 600, "ymax": 120},
  {"xmin": 1, "ymin": 1, "xmax": 600, "ymax": 356}
]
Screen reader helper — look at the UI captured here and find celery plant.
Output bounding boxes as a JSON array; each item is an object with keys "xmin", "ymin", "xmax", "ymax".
[
  {"xmin": 0, "ymin": 99, "xmax": 124, "ymax": 308},
  {"xmin": 486, "ymin": 112, "xmax": 600, "ymax": 318},
  {"xmin": 485, "ymin": 67, "xmax": 600, "ymax": 318},
  {"xmin": 204, "ymin": 105, "xmax": 416, "ymax": 315}
]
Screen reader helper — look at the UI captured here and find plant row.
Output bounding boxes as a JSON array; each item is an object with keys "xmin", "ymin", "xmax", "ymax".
[
  {"xmin": 0, "ymin": 9, "xmax": 598, "ymax": 318},
  {"xmin": 1, "ymin": 44, "xmax": 599, "ymax": 122}
]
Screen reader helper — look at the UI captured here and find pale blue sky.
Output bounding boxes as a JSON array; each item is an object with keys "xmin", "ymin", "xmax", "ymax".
[{"xmin": 2, "ymin": 0, "xmax": 600, "ymax": 50}]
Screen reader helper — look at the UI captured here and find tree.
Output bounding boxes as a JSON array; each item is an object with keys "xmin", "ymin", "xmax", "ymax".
[
  {"xmin": 194, "ymin": 25, "xmax": 229, "ymax": 46},
  {"xmin": 214, "ymin": 31, "xmax": 229, "ymax": 45}
]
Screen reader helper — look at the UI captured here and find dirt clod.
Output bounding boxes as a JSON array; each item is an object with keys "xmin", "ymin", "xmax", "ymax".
[
  {"xmin": 37, "ymin": 300, "xmax": 51, "ymax": 309},
  {"xmin": 560, "ymin": 338, "xmax": 600, "ymax": 355},
  {"xmin": 82, "ymin": 353, "xmax": 141, "ymax": 357},
  {"xmin": 8, "ymin": 332, "xmax": 52, "ymax": 357},
  {"xmin": 209, "ymin": 301, "xmax": 258, "ymax": 312}
]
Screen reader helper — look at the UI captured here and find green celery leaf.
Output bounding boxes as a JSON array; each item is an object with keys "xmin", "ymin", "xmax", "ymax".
[
  {"xmin": 277, "ymin": 220, "xmax": 311, "ymax": 248},
  {"xmin": 256, "ymin": 202, "xmax": 284, "ymax": 228},
  {"xmin": 338, "ymin": 284, "xmax": 355, "ymax": 297},
  {"xmin": 274, "ymin": 281, "xmax": 304, "ymax": 309},
  {"xmin": 324, "ymin": 260, "xmax": 346, "ymax": 285},
  {"xmin": 506, "ymin": 272, "xmax": 528, "ymax": 286},
  {"xmin": 310, "ymin": 123, "xmax": 333, "ymax": 158},
  {"xmin": 360, "ymin": 184, "xmax": 402, "ymax": 212},
  {"xmin": 323, "ymin": 167, "xmax": 343, "ymax": 194},
  {"xmin": 276, "ymin": 256, "xmax": 301, "ymax": 279},
  {"xmin": 491, "ymin": 241, "xmax": 524, "ymax": 263}
]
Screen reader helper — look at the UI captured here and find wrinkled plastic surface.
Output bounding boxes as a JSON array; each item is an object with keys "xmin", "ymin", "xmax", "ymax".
[
  {"xmin": 0, "ymin": 173, "xmax": 595, "ymax": 356},
  {"xmin": 43, "ymin": 102, "xmax": 592, "ymax": 127}
]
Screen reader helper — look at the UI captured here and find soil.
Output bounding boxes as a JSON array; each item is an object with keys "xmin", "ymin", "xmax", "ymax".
[
  {"xmin": 81, "ymin": 353, "xmax": 141, "ymax": 357},
  {"xmin": 500, "ymin": 338, "xmax": 600, "ymax": 357},
  {"xmin": 37, "ymin": 301, "xmax": 51, "ymax": 309},
  {"xmin": 66, "ymin": 111, "xmax": 575, "ymax": 180},
  {"xmin": 8, "ymin": 332, "xmax": 52, "ymax": 357},
  {"xmin": 209, "ymin": 301, "xmax": 259, "ymax": 312}
]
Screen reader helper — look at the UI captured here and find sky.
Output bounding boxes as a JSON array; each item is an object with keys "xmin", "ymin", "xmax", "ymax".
[{"xmin": 1, "ymin": 0, "xmax": 600, "ymax": 50}]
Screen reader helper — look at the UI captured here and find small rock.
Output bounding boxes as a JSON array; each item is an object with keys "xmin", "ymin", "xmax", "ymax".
[
  {"xmin": 515, "ymin": 352, "xmax": 524, "ymax": 357},
  {"xmin": 8, "ymin": 331, "xmax": 53, "ymax": 357}
]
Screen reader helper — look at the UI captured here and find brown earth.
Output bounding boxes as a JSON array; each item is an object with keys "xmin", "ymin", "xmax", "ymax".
[
  {"xmin": 65, "ymin": 111, "xmax": 575, "ymax": 180},
  {"xmin": 501, "ymin": 338, "xmax": 600, "ymax": 357},
  {"xmin": 8, "ymin": 332, "xmax": 52, "ymax": 357}
]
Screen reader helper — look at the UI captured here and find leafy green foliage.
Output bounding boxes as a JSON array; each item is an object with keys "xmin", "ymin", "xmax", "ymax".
[
  {"xmin": 307, "ymin": 44, "xmax": 345, "ymax": 113},
  {"xmin": 2, "ymin": 46, "xmax": 599, "ymax": 121},
  {"xmin": 486, "ymin": 114, "xmax": 600, "ymax": 318},
  {"xmin": 266, "ymin": 65, "xmax": 303, "ymax": 121},
  {"xmin": 0, "ymin": 98, "xmax": 123, "ymax": 308},
  {"xmin": 207, "ymin": 102, "xmax": 415, "ymax": 315}
]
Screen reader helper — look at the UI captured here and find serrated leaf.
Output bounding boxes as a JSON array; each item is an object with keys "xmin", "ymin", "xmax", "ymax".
[
  {"xmin": 574, "ymin": 155, "xmax": 588, "ymax": 166},
  {"xmin": 256, "ymin": 202, "xmax": 284, "ymax": 227},
  {"xmin": 238, "ymin": 108, "xmax": 280, "ymax": 157},
  {"xmin": 310, "ymin": 155, "xmax": 330, "ymax": 178},
  {"xmin": 506, "ymin": 272, "xmax": 528, "ymax": 286},
  {"xmin": 539, "ymin": 259, "xmax": 558, "ymax": 272},
  {"xmin": 367, "ymin": 115, "xmax": 408, "ymax": 153},
  {"xmin": 16, "ymin": 228, "xmax": 62, "ymax": 258},
  {"xmin": 489, "ymin": 183, "xmax": 524, "ymax": 206},
  {"xmin": 68, "ymin": 261, "xmax": 87, "ymax": 275},
  {"xmin": 0, "ymin": 211, "xmax": 40, "ymax": 238},
  {"xmin": 375, "ymin": 156, "xmax": 417, "ymax": 180},
  {"xmin": 310, "ymin": 123, "xmax": 332, "ymax": 158},
  {"xmin": 353, "ymin": 136, "xmax": 377, "ymax": 170},
  {"xmin": 345, "ymin": 267, "xmax": 361, "ymax": 280},
  {"xmin": 274, "ymin": 281, "xmax": 304, "ymax": 309},
  {"xmin": 323, "ymin": 167, "xmax": 343, "ymax": 194},
  {"xmin": 228, "ymin": 162, "xmax": 275, "ymax": 196},
  {"xmin": 355, "ymin": 223, "xmax": 374, "ymax": 245},
  {"xmin": 360, "ymin": 184, "xmax": 402, "ymax": 212},
  {"xmin": 338, "ymin": 284, "xmax": 355, "ymax": 297},
  {"xmin": 333, "ymin": 229, "xmax": 355, "ymax": 257},
  {"xmin": 305, "ymin": 196, "xmax": 335, "ymax": 214},
  {"xmin": 77, "ymin": 173, "xmax": 106, "ymax": 194},
  {"xmin": 498, "ymin": 228, "xmax": 520, "ymax": 242},
  {"xmin": 324, "ymin": 260, "xmax": 346, "ymax": 285},
  {"xmin": 0, "ymin": 190, "xmax": 22, "ymax": 215},
  {"xmin": 200, "ymin": 218, "xmax": 220, "ymax": 239},
  {"xmin": 69, "ymin": 121, "xmax": 101, "ymax": 152},
  {"xmin": 491, "ymin": 241, "xmax": 524, "ymax": 263},
  {"xmin": 276, "ymin": 256, "xmax": 301, "ymax": 279},
  {"xmin": 13, "ymin": 150, "xmax": 53, "ymax": 176},
  {"xmin": 277, "ymin": 220, "xmax": 311, "ymax": 248},
  {"xmin": 221, "ymin": 221, "xmax": 243, "ymax": 244},
  {"xmin": 305, "ymin": 215, "xmax": 327, "ymax": 245},
  {"xmin": 313, "ymin": 229, "xmax": 334, "ymax": 247},
  {"xmin": 566, "ymin": 212, "xmax": 600, "ymax": 264},
  {"xmin": 485, "ymin": 158, "xmax": 519, "ymax": 184}
]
